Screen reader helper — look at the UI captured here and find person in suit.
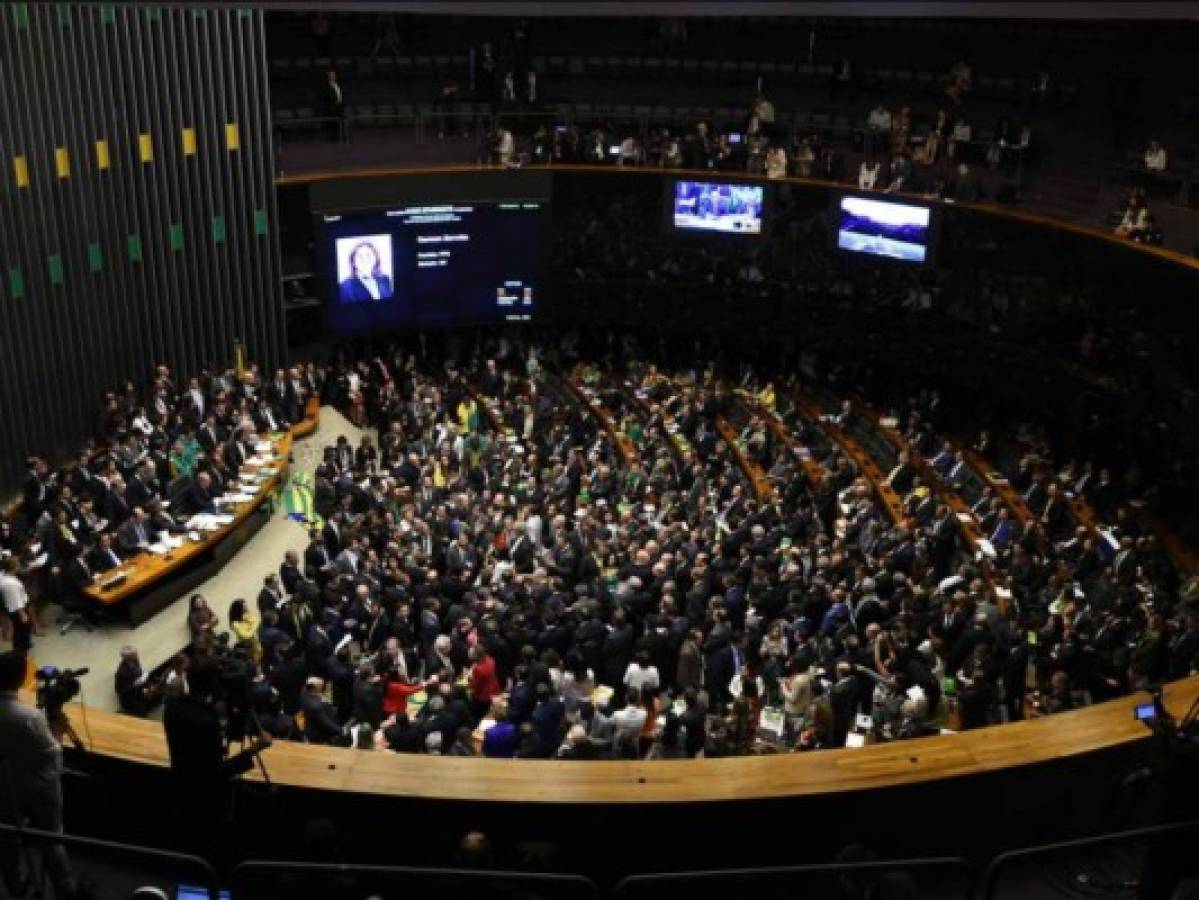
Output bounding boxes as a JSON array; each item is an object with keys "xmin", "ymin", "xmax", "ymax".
[
  {"xmin": 105, "ymin": 481, "xmax": 133, "ymax": 528},
  {"xmin": 304, "ymin": 531, "xmax": 334, "ymax": 582},
  {"xmin": 279, "ymin": 550, "xmax": 304, "ymax": 594},
  {"xmin": 252, "ymin": 399, "xmax": 287, "ymax": 434},
  {"xmin": 88, "ymin": 533, "xmax": 123, "ymax": 573},
  {"xmin": 146, "ymin": 497, "xmax": 186, "ymax": 535},
  {"xmin": 162, "ymin": 657, "xmax": 272, "ymax": 864},
  {"xmin": 116, "ymin": 508, "xmax": 153, "ymax": 557},
  {"xmin": 64, "ymin": 543, "xmax": 96, "ymax": 600},
  {"xmin": 301, "ymin": 677, "xmax": 346, "ymax": 745},
  {"xmin": 187, "ymin": 471, "xmax": 218, "ymax": 516},
  {"xmin": 321, "ymin": 514, "xmax": 345, "ymax": 556},
  {"xmin": 21, "ymin": 457, "xmax": 52, "ymax": 530},
  {"xmin": 196, "ymin": 415, "xmax": 221, "ymax": 454},
  {"xmin": 114, "ymin": 646, "xmax": 160, "ymax": 717},
  {"xmin": 338, "ymin": 240, "xmax": 393, "ymax": 303},
  {"xmin": 989, "ymin": 508, "xmax": 1017, "ymax": 553},
  {"xmin": 125, "ymin": 460, "xmax": 160, "ymax": 510},
  {"xmin": 257, "ymin": 574, "xmax": 285, "ymax": 616}
]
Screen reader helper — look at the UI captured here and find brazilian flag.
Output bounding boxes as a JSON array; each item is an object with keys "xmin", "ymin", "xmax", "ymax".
[{"xmin": 283, "ymin": 471, "xmax": 322, "ymax": 529}]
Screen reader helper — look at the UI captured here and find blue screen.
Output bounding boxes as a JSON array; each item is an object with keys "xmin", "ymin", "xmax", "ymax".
[
  {"xmin": 673, "ymin": 181, "xmax": 763, "ymax": 234},
  {"xmin": 837, "ymin": 196, "xmax": 931, "ymax": 263},
  {"xmin": 176, "ymin": 887, "xmax": 230, "ymax": 900},
  {"xmin": 322, "ymin": 201, "xmax": 546, "ymax": 334}
]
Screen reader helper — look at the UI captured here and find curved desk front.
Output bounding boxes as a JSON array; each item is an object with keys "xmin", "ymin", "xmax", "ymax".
[{"xmin": 67, "ymin": 676, "xmax": 1198, "ymax": 804}]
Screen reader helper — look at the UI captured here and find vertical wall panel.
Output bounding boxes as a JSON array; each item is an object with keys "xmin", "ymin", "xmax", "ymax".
[{"xmin": 0, "ymin": 4, "xmax": 284, "ymax": 493}]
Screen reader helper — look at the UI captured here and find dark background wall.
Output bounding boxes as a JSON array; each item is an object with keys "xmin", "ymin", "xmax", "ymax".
[{"xmin": 0, "ymin": 2, "xmax": 284, "ymax": 494}]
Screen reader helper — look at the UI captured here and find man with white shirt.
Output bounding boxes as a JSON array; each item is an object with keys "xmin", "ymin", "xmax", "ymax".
[
  {"xmin": 607, "ymin": 686, "xmax": 648, "ymax": 756},
  {"xmin": 0, "ymin": 558, "xmax": 33, "ymax": 652}
]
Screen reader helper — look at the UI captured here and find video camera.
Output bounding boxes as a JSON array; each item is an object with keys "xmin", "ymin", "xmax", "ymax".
[{"xmin": 35, "ymin": 665, "xmax": 88, "ymax": 721}]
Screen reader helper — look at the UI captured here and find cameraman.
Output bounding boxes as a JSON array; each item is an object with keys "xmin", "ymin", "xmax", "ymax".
[
  {"xmin": 162, "ymin": 656, "xmax": 272, "ymax": 865},
  {"xmin": 0, "ymin": 651, "xmax": 78, "ymax": 898}
]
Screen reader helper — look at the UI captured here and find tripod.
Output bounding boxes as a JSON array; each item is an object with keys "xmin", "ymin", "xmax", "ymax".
[{"xmin": 42, "ymin": 708, "xmax": 85, "ymax": 752}]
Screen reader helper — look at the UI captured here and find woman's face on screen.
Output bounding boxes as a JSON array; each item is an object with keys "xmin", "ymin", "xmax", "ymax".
[{"xmin": 352, "ymin": 244, "xmax": 378, "ymax": 276}]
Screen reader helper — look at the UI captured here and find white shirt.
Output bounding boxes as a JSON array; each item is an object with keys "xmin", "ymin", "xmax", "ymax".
[
  {"xmin": 624, "ymin": 663, "xmax": 660, "ymax": 693},
  {"xmin": 610, "ymin": 705, "xmax": 648, "ymax": 744},
  {"xmin": 0, "ymin": 573, "xmax": 29, "ymax": 615},
  {"xmin": 1145, "ymin": 148, "xmax": 1167, "ymax": 172},
  {"xmin": 356, "ymin": 275, "xmax": 381, "ymax": 300}
]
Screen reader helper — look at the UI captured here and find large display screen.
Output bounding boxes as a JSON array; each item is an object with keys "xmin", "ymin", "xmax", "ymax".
[
  {"xmin": 673, "ymin": 180, "xmax": 763, "ymax": 234},
  {"xmin": 321, "ymin": 201, "xmax": 546, "ymax": 333},
  {"xmin": 837, "ymin": 196, "xmax": 931, "ymax": 263}
]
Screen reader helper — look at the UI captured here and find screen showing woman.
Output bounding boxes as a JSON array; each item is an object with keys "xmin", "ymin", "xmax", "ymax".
[{"xmin": 336, "ymin": 235, "xmax": 394, "ymax": 302}]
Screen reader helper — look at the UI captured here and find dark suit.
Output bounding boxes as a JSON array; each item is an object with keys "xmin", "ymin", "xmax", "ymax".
[
  {"xmin": 116, "ymin": 517, "xmax": 151, "ymax": 556},
  {"xmin": 64, "ymin": 556, "xmax": 94, "ymax": 599},
  {"xmin": 279, "ymin": 562, "xmax": 303, "ymax": 594},
  {"xmin": 162, "ymin": 694, "xmax": 261, "ymax": 859},
  {"xmin": 105, "ymin": 492, "xmax": 132, "ymax": 527},
  {"xmin": 115, "ymin": 658, "xmax": 153, "ymax": 717},
  {"xmin": 125, "ymin": 475, "xmax": 157, "ymax": 510},
  {"xmin": 88, "ymin": 545, "xmax": 123, "ymax": 573},
  {"xmin": 187, "ymin": 482, "xmax": 218, "ymax": 516},
  {"xmin": 338, "ymin": 273, "xmax": 393, "ymax": 303},
  {"xmin": 301, "ymin": 692, "xmax": 344, "ymax": 744}
]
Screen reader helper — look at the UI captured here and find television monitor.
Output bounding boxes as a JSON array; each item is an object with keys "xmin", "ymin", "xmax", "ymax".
[
  {"xmin": 836, "ymin": 195, "xmax": 932, "ymax": 263},
  {"xmin": 320, "ymin": 200, "xmax": 546, "ymax": 335},
  {"xmin": 672, "ymin": 180, "xmax": 763, "ymax": 235},
  {"xmin": 176, "ymin": 888, "xmax": 230, "ymax": 900}
]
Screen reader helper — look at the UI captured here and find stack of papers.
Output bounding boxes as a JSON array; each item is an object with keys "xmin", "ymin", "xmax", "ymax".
[
  {"xmin": 186, "ymin": 514, "xmax": 222, "ymax": 532},
  {"xmin": 254, "ymin": 441, "xmax": 273, "ymax": 454}
]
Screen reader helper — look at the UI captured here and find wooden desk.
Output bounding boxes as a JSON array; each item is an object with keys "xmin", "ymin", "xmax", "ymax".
[
  {"xmin": 618, "ymin": 373, "xmax": 691, "ymax": 464},
  {"xmin": 714, "ymin": 416, "xmax": 775, "ymax": 504},
  {"xmin": 736, "ymin": 390, "xmax": 830, "ymax": 489},
  {"xmin": 82, "ymin": 398, "xmax": 320, "ymax": 624},
  {"xmin": 851, "ymin": 401, "xmax": 993, "ymax": 563},
  {"xmin": 791, "ymin": 389, "xmax": 905, "ymax": 524},
  {"xmin": 465, "ymin": 385, "xmax": 515, "ymax": 439},
  {"xmin": 559, "ymin": 374, "xmax": 637, "ymax": 468},
  {"xmin": 961, "ymin": 447, "xmax": 1037, "ymax": 530},
  {"xmin": 51, "ymin": 674, "xmax": 1199, "ymax": 803}
]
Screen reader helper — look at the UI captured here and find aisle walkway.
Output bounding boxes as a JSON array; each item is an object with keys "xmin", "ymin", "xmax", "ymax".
[{"xmin": 17, "ymin": 406, "xmax": 365, "ymax": 713}]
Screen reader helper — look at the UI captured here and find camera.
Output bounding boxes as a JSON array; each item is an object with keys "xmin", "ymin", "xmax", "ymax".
[{"xmin": 35, "ymin": 665, "xmax": 88, "ymax": 720}]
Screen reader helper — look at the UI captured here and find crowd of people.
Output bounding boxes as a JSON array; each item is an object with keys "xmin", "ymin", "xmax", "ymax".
[
  {"xmin": 0, "ymin": 362, "xmax": 323, "ymax": 650},
  {"xmin": 486, "ymin": 78, "xmax": 1029, "ymax": 206},
  {"xmin": 85, "ymin": 335, "xmax": 1199, "ymax": 766}
]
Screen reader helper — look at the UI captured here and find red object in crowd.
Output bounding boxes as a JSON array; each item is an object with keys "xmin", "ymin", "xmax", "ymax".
[
  {"xmin": 470, "ymin": 652, "xmax": 502, "ymax": 705},
  {"xmin": 382, "ymin": 679, "xmax": 424, "ymax": 716}
]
